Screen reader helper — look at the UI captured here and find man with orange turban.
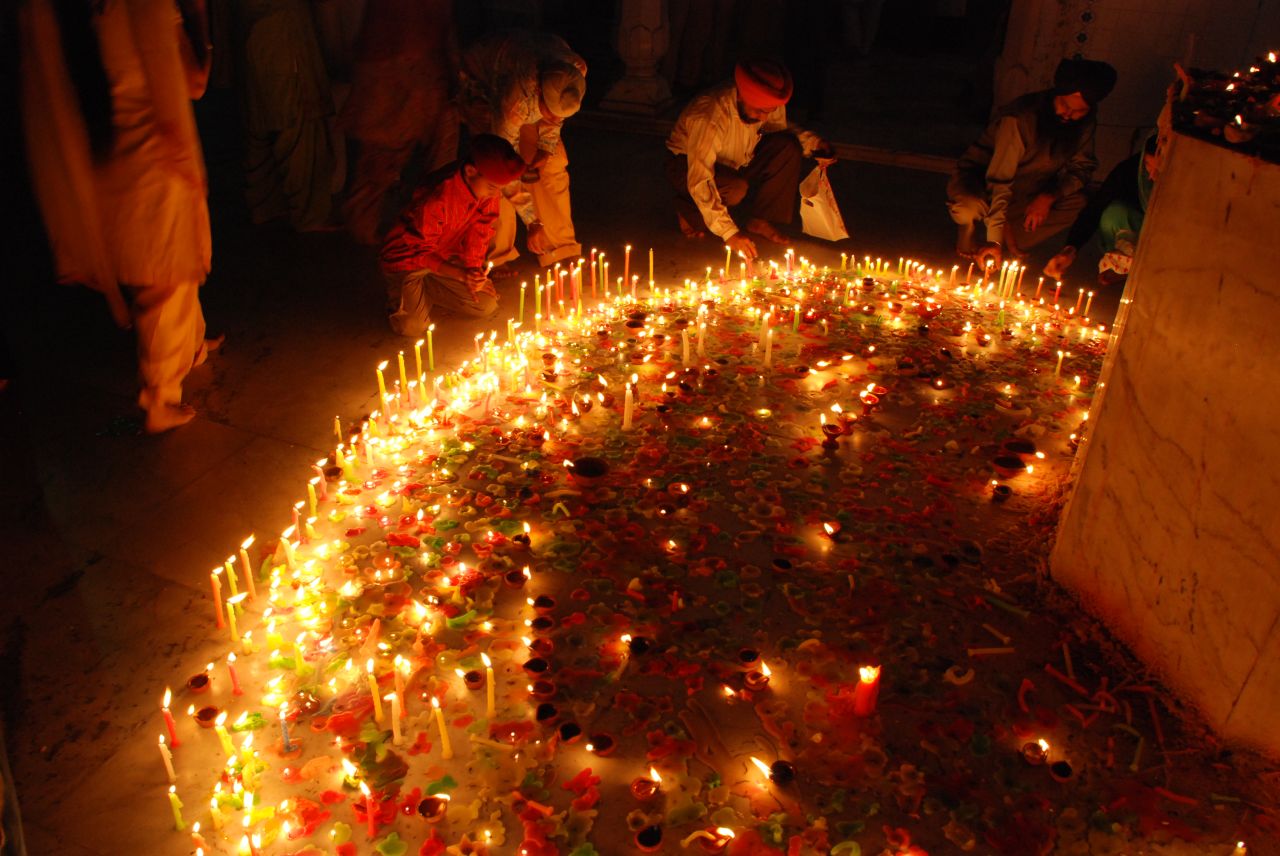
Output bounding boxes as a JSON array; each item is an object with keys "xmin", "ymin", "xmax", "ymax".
[{"xmin": 667, "ymin": 59, "xmax": 834, "ymax": 260}]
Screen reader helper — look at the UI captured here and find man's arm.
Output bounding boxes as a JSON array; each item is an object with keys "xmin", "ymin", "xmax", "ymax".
[
  {"xmin": 460, "ymin": 201, "xmax": 500, "ymax": 272},
  {"xmin": 983, "ymin": 115, "xmax": 1024, "ymax": 246},
  {"xmin": 683, "ymin": 118, "xmax": 738, "ymax": 241},
  {"xmin": 764, "ymin": 105, "xmax": 824, "ymax": 157},
  {"xmin": 383, "ymin": 190, "xmax": 451, "ymax": 273}
]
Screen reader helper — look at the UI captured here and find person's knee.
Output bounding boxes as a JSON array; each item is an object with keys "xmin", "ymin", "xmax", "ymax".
[{"xmin": 464, "ymin": 293, "xmax": 499, "ymax": 319}]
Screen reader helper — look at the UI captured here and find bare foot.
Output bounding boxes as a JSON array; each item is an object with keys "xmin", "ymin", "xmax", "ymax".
[
  {"xmin": 192, "ymin": 333, "xmax": 225, "ymax": 368},
  {"xmin": 145, "ymin": 402, "xmax": 196, "ymax": 433},
  {"xmin": 744, "ymin": 218, "xmax": 786, "ymax": 244},
  {"xmin": 677, "ymin": 213, "xmax": 706, "ymax": 239}
]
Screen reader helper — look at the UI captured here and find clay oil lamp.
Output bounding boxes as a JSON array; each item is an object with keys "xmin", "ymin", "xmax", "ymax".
[
  {"xmin": 193, "ymin": 705, "xmax": 220, "ymax": 729},
  {"xmin": 586, "ymin": 732, "xmax": 616, "ymax": 757},
  {"xmin": 992, "ymin": 454, "xmax": 1025, "ymax": 479},
  {"xmin": 627, "ymin": 635, "xmax": 653, "ymax": 655},
  {"xmin": 503, "ymin": 567, "xmax": 530, "ymax": 589},
  {"xmin": 820, "ymin": 417, "xmax": 843, "ymax": 450},
  {"xmin": 522, "ymin": 656, "xmax": 550, "ymax": 677},
  {"xmin": 1021, "ymin": 738, "xmax": 1049, "ymax": 766},
  {"xmin": 186, "ymin": 668, "xmax": 212, "ymax": 695},
  {"xmin": 991, "ymin": 482, "xmax": 1013, "ymax": 503},
  {"xmin": 531, "ymin": 594, "xmax": 556, "ymax": 614},
  {"xmin": 635, "ymin": 826, "xmax": 664, "ymax": 853},
  {"xmin": 630, "ymin": 767, "xmax": 663, "ymax": 802},
  {"xmin": 743, "ymin": 661, "xmax": 772, "ymax": 692},
  {"xmin": 566, "ymin": 457, "xmax": 608, "ymax": 488},
  {"xmin": 751, "ymin": 756, "xmax": 796, "ymax": 785},
  {"xmin": 737, "ymin": 648, "xmax": 761, "ymax": 668},
  {"xmin": 510, "ymin": 524, "xmax": 532, "ymax": 551},
  {"xmin": 534, "ymin": 702, "xmax": 558, "ymax": 725},
  {"xmin": 417, "ymin": 793, "xmax": 450, "ymax": 823},
  {"xmin": 1049, "ymin": 759, "xmax": 1075, "ymax": 783},
  {"xmin": 530, "ymin": 679, "xmax": 557, "ymax": 701},
  {"xmin": 527, "ymin": 635, "xmax": 554, "ymax": 657},
  {"xmin": 530, "ymin": 615, "xmax": 556, "ymax": 635},
  {"xmin": 684, "ymin": 827, "xmax": 735, "ymax": 853},
  {"xmin": 459, "ymin": 668, "xmax": 485, "ymax": 691},
  {"xmin": 557, "ymin": 721, "xmax": 583, "ymax": 744}
]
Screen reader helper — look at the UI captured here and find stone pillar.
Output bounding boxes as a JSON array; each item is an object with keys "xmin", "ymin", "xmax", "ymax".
[
  {"xmin": 1051, "ymin": 132, "xmax": 1280, "ymax": 758},
  {"xmin": 599, "ymin": 0, "xmax": 671, "ymax": 116}
]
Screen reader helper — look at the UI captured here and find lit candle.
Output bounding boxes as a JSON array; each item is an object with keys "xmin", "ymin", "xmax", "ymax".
[
  {"xmin": 649, "ymin": 247, "xmax": 654, "ymax": 285},
  {"xmin": 840, "ymin": 252, "xmax": 847, "ymax": 272},
  {"xmin": 427, "ymin": 324, "xmax": 435, "ymax": 372},
  {"xmin": 376, "ymin": 360, "xmax": 389, "ymax": 410},
  {"xmin": 161, "ymin": 688, "xmax": 180, "ymax": 747},
  {"xmin": 227, "ymin": 653, "xmax": 243, "ymax": 695},
  {"xmin": 359, "ymin": 782, "xmax": 378, "ymax": 840},
  {"xmin": 388, "ymin": 692, "xmax": 403, "ymax": 744},
  {"xmin": 1073, "ymin": 287, "xmax": 1085, "ymax": 314},
  {"xmin": 1083, "ymin": 290, "xmax": 1095, "ymax": 317},
  {"xmin": 853, "ymin": 665, "xmax": 880, "ymax": 716},
  {"xmin": 482, "ymin": 652, "xmax": 496, "ymax": 719},
  {"xmin": 214, "ymin": 712, "xmax": 234, "ymax": 755},
  {"xmin": 519, "ymin": 281, "xmax": 527, "ymax": 323},
  {"xmin": 367, "ymin": 659, "xmax": 384, "ymax": 724},
  {"xmin": 397, "ymin": 351, "xmax": 408, "ymax": 401},
  {"xmin": 210, "ymin": 569, "xmax": 225, "ymax": 628},
  {"xmin": 236, "ymin": 537, "xmax": 257, "ymax": 601},
  {"xmin": 209, "ymin": 797, "xmax": 224, "ymax": 831},
  {"xmin": 223, "ymin": 557, "xmax": 238, "ymax": 598},
  {"xmin": 681, "ymin": 329, "xmax": 690, "ymax": 366},
  {"xmin": 624, "ymin": 245, "xmax": 631, "ymax": 291},
  {"xmin": 622, "ymin": 381, "xmax": 634, "ymax": 430},
  {"xmin": 168, "ymin": 785, "xmax": 185, "ymax": 830},
  {"xmin": 431, "ymin": 697, "xmax": 453, "ymax": 759},
  {"xmin": 1055, "ymin": 350, "xmax": 1065, "ymax": 376},
  {"xmin": 764, "ymin": 328, "xmax": 773, "ymax": 368},
  {"xmin": 307, "ymin": 478, "xmax": 319, "ymax": 518},
  {"xmin": 225, "ymin": 593, "xmax": 245, "ymax": 643},
  {"xmin": 159, "ymin": 734, "xmax": 176, "ymax": 783}
]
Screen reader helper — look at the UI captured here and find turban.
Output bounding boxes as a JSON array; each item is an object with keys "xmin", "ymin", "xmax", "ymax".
[
  {"xmin": 540, "ymin": 65, "xmax": 585, "ymax": 119},
  {"xmin": 468, "ymin": 135, "xmax": 526, "ymax": 184},
  {"xmin": 734, "ymin": 59, "xmax": 793, "ymax": 110},
  {"xmin": 1053, "ymin": 58, "xmax": 1118, "ymax": 106}
]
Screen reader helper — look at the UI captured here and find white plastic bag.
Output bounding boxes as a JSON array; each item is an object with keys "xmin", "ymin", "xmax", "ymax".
[{"xmin": 799, "ymin": 165, "xmax": 849, "ymax": 242}]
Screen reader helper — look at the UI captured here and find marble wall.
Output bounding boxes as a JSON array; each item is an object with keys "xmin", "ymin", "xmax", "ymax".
[{"xmin": 1051, "ymin": 133, "xmax": 1280, "ymax": 757}]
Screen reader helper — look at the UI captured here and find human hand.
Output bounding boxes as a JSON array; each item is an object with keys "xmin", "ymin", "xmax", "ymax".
[
  {"xmin": 1043, "ymin": 247, "xmax": 1077, "ymax": 279},
  {"xmin": 462, "ymin": 266, "xmax": 489, "ymax": 287},
  {"xmin": 471, "ymin": 277, "xmax": 497, "ymax": 299},
  {"xmin": 813, "ymin": 140, "xmax": 837, "ymax": 167},
  {"xmin": 526, "ymin": 223, "xmax": 553, "ymax": 255},
  {"xmin": 1023, "ymin": 193, "xmax": 1055, "ymax": 233},
  {"xmin": 973, "ymin": 242, "xmax": 1002, "ymax": 270},
  {"xmin": 727, "ymin": 232, "xmax": 757, "ymax": 261}
]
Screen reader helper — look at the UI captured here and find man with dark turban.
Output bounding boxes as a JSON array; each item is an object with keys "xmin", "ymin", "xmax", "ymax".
[
  {"xmin": 380, "ymin": 136, "xmax": 525, "ymax": 337},
  {"xmin": 666, "ymin": 59, "xmax": 834, "ymax": 261},
  {"xmin": 948, "ymin": 58, "xmax": 1118, "ymax": 267}
]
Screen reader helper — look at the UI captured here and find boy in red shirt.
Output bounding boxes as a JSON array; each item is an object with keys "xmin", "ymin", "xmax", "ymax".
[{"xmin": 380, "ymin": 135, "xmax": 526, "ymax": 336}]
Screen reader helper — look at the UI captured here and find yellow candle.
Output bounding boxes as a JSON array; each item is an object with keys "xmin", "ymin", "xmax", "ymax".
[
  {"xmin": 431, "ymin": 697, "xmax": 453, "ymax": 759},
  {"xmin": 168, "ymin": 786, "xmax": 185, "ymax": 830},
  {"xmin": 397, "ymin": 351, "xmax": 409, "ymax": 399},
  {"xmin": 624, "ymin": 245, "xmax": 631, "ymax": 290},
  {"xmin": 367, "ymin": 659, "xmax": 384, "ymax": 724},
  {"xmin": 388, "ymin": 692, "xmax": 403, "ymax": 744},
  {"xmin": 307, "ymin": 478, "xmax": 319, "ymax": 518},
  {"xmin": 238, "ymin": 536, "xmax": 256, "ymax": 600},
  {"xmin": 376, "ymin": 360, "xmax": 389, "ymax": 407},
  {"xmin": 648, "ymin": 247, "xmax": 654, "ymax": 284},
  {"xmin": 482, "ymin": 652, "xmax": 496, "ymax": 719},
  {"xmin": 427, "ymin": 324, "xmax": 435, "ymax": 372},
  {"xmin": 214, "ymin": 712, "xmax": 234, "ymax": 755},
  {"xmin": 414, "ymin": 338, "xmax": 424, "ymax": 383}
]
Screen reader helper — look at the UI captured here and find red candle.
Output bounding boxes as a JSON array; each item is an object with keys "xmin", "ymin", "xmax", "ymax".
[
  {"xmin": 227, "ymin": 653, "xmax": 243, "ymax": 696},
  {"xmin": 589, "ymin": 249, "xmax": 597, "ymax": 297},
  {"xmin": 360, "ymin": 782, "xmax": 378, "ymax": 840},
  {"xmin": 853, "ymin": 665, "xmax": 880, "ymax": 717},
  {"xmin": 162, "ymin": 688, "xmax": 181, "ymax": 747}
]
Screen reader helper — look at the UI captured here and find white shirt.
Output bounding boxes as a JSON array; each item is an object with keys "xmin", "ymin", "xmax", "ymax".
[{"xmin": 667, "ymin": 83, "xmax": 817, "ymax": 240}]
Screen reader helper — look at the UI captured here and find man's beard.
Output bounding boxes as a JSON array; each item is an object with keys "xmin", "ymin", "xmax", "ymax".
[
  {"xmin": 1040, "ymin": 97, "xmax": 1088, "ymax": 157},
  {"xmin": 737, "ymin": 103, "xmax": 763, "ymax": 125}
]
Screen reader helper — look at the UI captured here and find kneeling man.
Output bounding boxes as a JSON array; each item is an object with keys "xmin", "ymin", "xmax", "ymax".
[{"xmin": 666, "ymin": 59, "xmax": 833, "ymax": 260}]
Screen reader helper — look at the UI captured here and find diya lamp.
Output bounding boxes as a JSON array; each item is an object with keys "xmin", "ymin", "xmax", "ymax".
[
  {"xmin": 635, "ymin": 826, "xmax": 664, "ymax": 853},
  {"xmin": 820, "ymin": 414, "xmax": 843, "ymax": 449},
  {"xmin": 186, "ymin": 667, "xmax": 212, "ymax": 695},
  {"xmin": 529, "ymin": 679, "xmax": 557, "ymax": 701},
  {"xmin": 511, "ymin": 524, "xmax": 532, "ymax": 551},
  {"xmin": 1021, "ymin": 738, "xmax": 1050, "ymax": 766},
  {"xmin": 737, "ymin": 647, "xmax": 760, "ymax": 668},
  {"xmin": 418, "ymin": 793, "xmax": 450, "ymax": 823},
  {"xmin": 531, "ymin": 594, "xmax": 556, "ymax": 614},
  {"xmin": 743, "ymin": 661, "xmax": 772, "ymax": 692},
  {"xmin": 522, "ymin": 656, "xmax": 551, "ymax": 677},
  {"xmin": 586, "ymin": 732, "xmax": 616, "ymax": 756},
  {"xmin": 503, "ymin": 567, "xmax": 530, "ymax": 589},
  {"xmin": 534, "ymin": 702, "xmax": 559, "ymax": 725},
  {"xmin": 530, "ymin": 615, "xmax": 556, "ymax": 635},
  {"xmin": 526, "ymin": 634, "xmax": 554, "ymax": 657},
  {"xmin": 192, "ymin": 705, "xmax": 220, "ymax": 729},
  {"xmin": 630, "ymin": 767, "xmax": 663, "ymax": 802},
  {"xmin": 557, "ymin": 721, "xmax": 583, "ymax": 743},
  {"xmin": 627, "ymin": 635, "xmax": 653, "ymax": 655},
  {"xmin": 458, "ymin": 668, "xmax": 485, "ymax": 691},
  {"xmin": 991, "ymin": 482, "xmax": 1013, "ymax": 503},
  {"xmin": 1048, "ymin": 759, "xmax": 1075, "ymax": 783}
]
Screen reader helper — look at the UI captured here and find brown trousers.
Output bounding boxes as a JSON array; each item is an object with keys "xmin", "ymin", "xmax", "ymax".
[
  {"xmin": 384, "ymin": 268, "xmax": 499, "ymax": 338},
  {"xmin": 666, "ymin": 132, "xmax": 804, "ymax": 233},
  {"xmin": 947, "ymin": 172, "xmax": 1087, "ymax": 252}
]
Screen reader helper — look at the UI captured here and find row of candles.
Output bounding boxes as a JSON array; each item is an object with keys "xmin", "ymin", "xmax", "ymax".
[{"xmin": 160, "ymin": 241, "xmax": 1107, "ymax": 854}]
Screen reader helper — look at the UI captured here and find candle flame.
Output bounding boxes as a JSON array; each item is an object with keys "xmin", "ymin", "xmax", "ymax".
[
  {"xmin": 481, "ymin": 652, "xmax": 492, "ymax": 668},
  {"xmin": 649, "ymin": 766, "xmax": 662, "ymax": 783},
  {"xmin": 1038, "ymin": 738, "xmax": 1050, "ymax": 752},
  {"xmin": 859, "ymin": 665, "xmax": 880, "ymax": 683},
  {"xmin": 366, "ymin": 658, "xmax": 375, "ymax": 675},
  {"xmin": 761, "ymin": 661, "xmax": 771, "ymax": 677},
  {"xmin": 163, "ymin": 688, "xmax": 172, "ymax": 708},
  {"xmin": 241, "ymin": 534, "xmax": 254, "ymax": 549},
  {"xmin": 717, "ymin": 828, "xmax": 736, "ymax": 839},
  {"xmin": 431, "ymin": 696, "xmax": 441, "ymax": 709},
  {"xmin": 749, "ymin": 756, "xmax": 772, "ymax": 777}
]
